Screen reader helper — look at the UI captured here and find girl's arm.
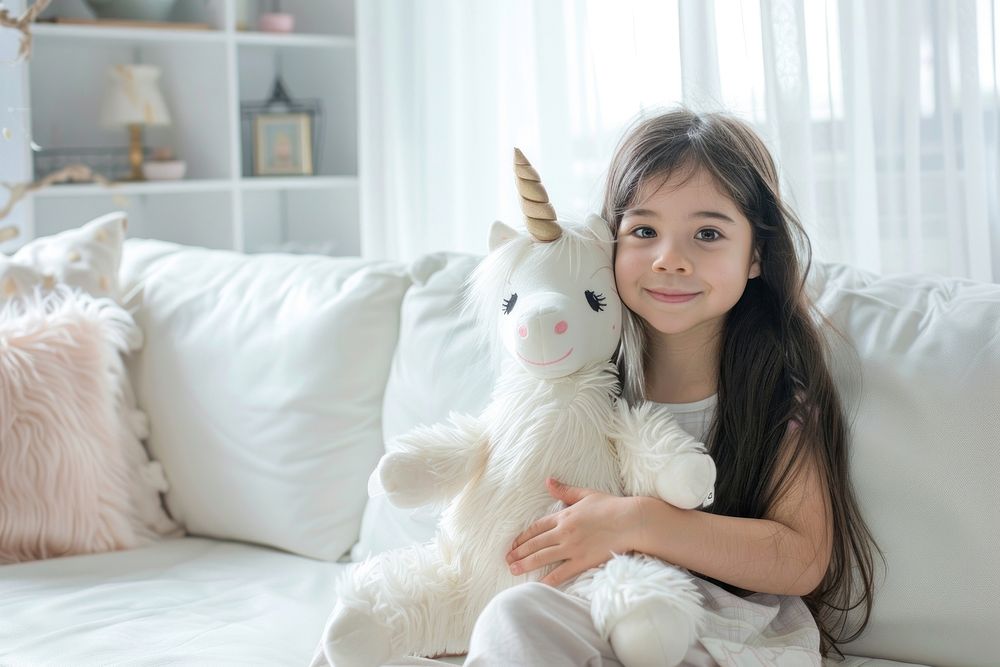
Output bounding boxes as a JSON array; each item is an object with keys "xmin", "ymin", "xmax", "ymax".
[
  {"xmin": 507, "ymin": 432, "xmax": 833, "ymax": 596},
  {"xmin": 639, "ymin": 435, "xmax": 832, "ymax": 596}
]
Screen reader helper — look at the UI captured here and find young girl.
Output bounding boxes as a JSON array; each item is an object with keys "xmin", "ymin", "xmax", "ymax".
[{"xmin": 460, "ymin": 109, "xmax": 883, "ymax": 665}]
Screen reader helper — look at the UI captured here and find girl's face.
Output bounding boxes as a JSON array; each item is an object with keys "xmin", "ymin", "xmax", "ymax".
[{"xmin": 614, "ymin": 166, "xmax": 760, "ymax": 343}]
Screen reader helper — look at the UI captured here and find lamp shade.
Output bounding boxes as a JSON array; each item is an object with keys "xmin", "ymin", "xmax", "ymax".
[{"xmin": 100, "ymin": 64, "xmax": 171, "ymax": 127}]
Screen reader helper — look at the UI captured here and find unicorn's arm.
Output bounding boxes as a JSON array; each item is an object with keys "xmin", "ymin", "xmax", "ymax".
[
  {"xmin": 374, "ymin": 412, "xmax": 489, "ymax": 509},
  {"xmin": 612, "ymin": 400, "xmax": 716, "ymax": 510}
]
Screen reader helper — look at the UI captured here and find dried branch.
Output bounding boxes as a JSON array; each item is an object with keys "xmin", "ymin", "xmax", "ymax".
[
  {"xmin": 0, "ymin": 0, "xmax": 52, "ymax": 62},
  {"xmin": 0, "ymin": 164, "xmax": 117, "ymax": 222}
]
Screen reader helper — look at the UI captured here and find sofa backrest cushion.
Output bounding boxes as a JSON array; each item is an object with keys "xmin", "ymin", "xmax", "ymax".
[
  {"xmin": 352, "ymin": 253, "xmax": 494, "ymax": 559},
  {"xmin": 120, "ymin": 239, "xmax": 411, "ymax": 561},
  {"xmin": 807, "ymin": 262, "xmax": 1000, "ymax": 666}
]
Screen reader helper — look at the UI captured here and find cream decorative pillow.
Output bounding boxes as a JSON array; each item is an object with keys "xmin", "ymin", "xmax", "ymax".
[
  {"xmin": 1, "ymin": 211, "xmax": 128, "ymax": 301},
  {"xmin": 0, "ymin": 212, "xmax": 180, "ymax": 546},
  {"xmin": 0, "ymin": 288, "xmax": 146, "ymax": 562}
]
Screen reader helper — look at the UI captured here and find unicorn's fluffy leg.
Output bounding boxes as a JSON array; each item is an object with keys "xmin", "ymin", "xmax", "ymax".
[
  {"xmin": 317, "ymin": 542, "xmax": 470, "ymax": 667},
  {"xmin": 582, "ymin": 554, "xmax": 704, "ymax": 667}
]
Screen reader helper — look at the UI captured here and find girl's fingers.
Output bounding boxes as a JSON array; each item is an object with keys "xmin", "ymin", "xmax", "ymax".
[
  {"xmin": 508, "ymin": 544, "xmax": 563, "ymax": 575},
  {"xmin": 506, "ymin": 529, "xmax": 559, "ymax": 565},
  {"xmin": 541, "ymin": 560, "xmax": 579, "ymax": 588},
  {"xmin": 546, "ymin": 478, "xmax": 591, "ymax": 505},
  {"xmin": 511, "ymin": 515, "xmax": 558, "ymax": 551}
]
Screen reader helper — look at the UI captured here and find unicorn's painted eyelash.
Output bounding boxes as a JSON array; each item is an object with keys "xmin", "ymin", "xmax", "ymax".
[
  {"xmin": 585, "ymin": 290, "xmax": 606, "ymax": 312},
  {"xmin": 502, "ymin": 293, "xmax": 518, "ymax": 314}
]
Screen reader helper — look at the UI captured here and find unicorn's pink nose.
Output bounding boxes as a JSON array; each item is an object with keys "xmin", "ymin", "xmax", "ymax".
[
  {"xmin": 518, "ymin": 325, "xmax": 528, "ymax": 338},
  {"xmin": 555, "ymin": 321, "xmax": 568, "ymax": 334}
]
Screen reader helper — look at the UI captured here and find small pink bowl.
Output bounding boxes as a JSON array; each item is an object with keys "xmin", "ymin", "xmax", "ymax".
[
  {"xmin": 258, "ymin": 12, "xmax": 294, "ymax": 33},
  {"xmin": 142, "ymin": 160, "xmax": 186, "ymax": 181}
]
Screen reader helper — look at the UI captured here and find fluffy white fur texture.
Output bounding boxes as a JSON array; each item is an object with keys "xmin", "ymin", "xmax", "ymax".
[
  {"xmin": 0, "ymin": 287, "xmax": 157, "ymax": 563},
  {"xmin": 316, "ymin": 216, "xmax": 717, "ymax": 667}
]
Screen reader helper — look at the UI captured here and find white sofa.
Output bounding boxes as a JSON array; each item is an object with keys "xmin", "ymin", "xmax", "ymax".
[{"xmin": 1, "ymin": 238, "xmax": 998, "ymax": 667}]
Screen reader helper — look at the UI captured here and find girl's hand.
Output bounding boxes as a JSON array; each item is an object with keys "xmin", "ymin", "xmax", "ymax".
[{"xmin": 505, "ymin": 478, "xmax": 643, "ymax": 587}]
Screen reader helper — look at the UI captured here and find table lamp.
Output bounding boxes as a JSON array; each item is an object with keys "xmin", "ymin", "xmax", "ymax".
[{"xmin": 99, "ymin": 64, "xmax": 171, "ymax": 181}]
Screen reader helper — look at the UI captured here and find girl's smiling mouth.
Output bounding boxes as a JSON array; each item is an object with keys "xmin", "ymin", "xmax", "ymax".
[{"xmin": 646, "ymin": 289, "xmax": 701, "ymax": 303}]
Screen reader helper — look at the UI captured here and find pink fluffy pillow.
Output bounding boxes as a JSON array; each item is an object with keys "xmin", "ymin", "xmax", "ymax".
[{"xmin": 0, "ymin": 287, "xmax": 143, "ymax": 563}]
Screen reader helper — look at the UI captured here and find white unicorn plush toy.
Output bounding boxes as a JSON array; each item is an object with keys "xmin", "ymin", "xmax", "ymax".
[{"xmin": 314, "ymin": 149, "xmax": 717, "ymax": 667}]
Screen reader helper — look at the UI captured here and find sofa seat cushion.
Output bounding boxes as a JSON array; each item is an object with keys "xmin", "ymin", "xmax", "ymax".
[
  {"xmin": 0, "ymin": 534, "xmax": 918, "ymax": 666},
  {"xmin": 0, "ymin": 535, "xmax": 925, "ymax": 666},
  {"xmin": 0, "ymin": 537, "xmax": 344, "ymax": 665}
]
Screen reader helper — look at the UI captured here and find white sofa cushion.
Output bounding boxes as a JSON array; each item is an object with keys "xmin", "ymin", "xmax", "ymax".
[
  {"xmin": 119, "ymin": 239, "xmax": 411, "ymax": 561},
  {"xmin": 807, "ymin": 263, "xmax": 1000, "ymax": 666},
  {"xmin": 352, "ymin": 253, "xmax": 494, "ymax": 559},
  {"xmin": 0, "ymin": 537, "xmax": 344, "ymax": 665},
  {"xmin": 0, "ymin": 537, "xmax": 920, "ymax": 667}
]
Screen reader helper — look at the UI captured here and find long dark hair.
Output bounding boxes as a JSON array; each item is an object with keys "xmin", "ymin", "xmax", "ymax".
[{"xmin": 602, "ymin": 108, "xmax": 883, "ymax": 657}]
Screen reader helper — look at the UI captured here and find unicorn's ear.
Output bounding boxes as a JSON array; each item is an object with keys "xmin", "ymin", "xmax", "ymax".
[
  {"xmin": 583, "ymin": 213, "xmax": 613, "ymax": 244},
  {"xmin": 488, "ymin": 220, "xmax": 520, "ymax": 251}
]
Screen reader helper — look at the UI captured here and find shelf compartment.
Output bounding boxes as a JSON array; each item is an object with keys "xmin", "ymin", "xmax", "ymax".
[
  {"xmin": 241, "ymin": 185, "xmax": 358, "ymax": 256},
  {"xmin": 29, "ymin": 37, "xmax": 232, "ymax": 181},
  {"xmin": 36, "ymin": 0, "xmax": 227, "ymax": 33},
  {"xmin": 235, "ymin": 0, "xmax": 354, "ymax": 38},
  {"xmin": 237, "ymin": 44, "xmax": 357, "ymax": 178},
  {"xmin": 34, "ymin": 190, "xmax": 235, "ymax": 250}
]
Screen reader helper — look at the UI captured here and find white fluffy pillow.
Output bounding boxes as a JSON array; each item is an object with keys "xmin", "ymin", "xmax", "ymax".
[
  {"xmin": 352, "ymin": 253, "xmax": 493, "ymax": 560},
  {"xmin": 0, "ymin": 213, "xmax": 180, "ymax": 542},
  {"xmin": 119, "ymin": 239, "xmax": 413, "ymax": 561},
  {"xmin": 0, "ymin": 288, "xmax": 148, "ymax": 562}
]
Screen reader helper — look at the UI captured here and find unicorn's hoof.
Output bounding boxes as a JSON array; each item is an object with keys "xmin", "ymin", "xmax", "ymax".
[
  {"xmin": 321, "ymin": 603, "xmax": 393, "ymax": 667},
  {"xmin": 655, "ymin": 453, "xmax": 716, "ymax": 509},
  {"xmin": 609, "ymin": 601, "xmax": 695, "ymax": 667}
]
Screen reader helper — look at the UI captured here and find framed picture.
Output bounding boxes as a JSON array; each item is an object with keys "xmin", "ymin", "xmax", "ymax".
[{"xmin": 253, "ymin": 112, "xmax": 313, "ymax": 176}]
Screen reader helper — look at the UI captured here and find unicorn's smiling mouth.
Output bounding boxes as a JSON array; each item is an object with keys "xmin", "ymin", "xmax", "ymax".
[{"xmin": 516, "ymin": 347, "xmax": 574, "ymax": 366}]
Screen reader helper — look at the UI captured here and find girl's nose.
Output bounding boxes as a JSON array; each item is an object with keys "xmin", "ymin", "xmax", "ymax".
[{"xmin": 651, "ymin": 242, "xmax": 692, "ymax": 274}]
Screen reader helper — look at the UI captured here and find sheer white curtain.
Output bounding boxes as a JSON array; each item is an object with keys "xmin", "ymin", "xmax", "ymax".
[{"xmin": 358, "ymin": 0, "xmax": 1000, "ymax": 282}]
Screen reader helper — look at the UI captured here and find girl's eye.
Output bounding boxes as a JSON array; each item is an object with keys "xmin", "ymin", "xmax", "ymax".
[
  {"xmin": 585, "ymin": 290, "xmax": 606, "ymax": 313},
  {"xmin": 502, "ymin": 293, "xmax": 518, "ymax": 314},
  {"xmin": 631, "ymin": 226, "xmax": 656, "ymax": 239},
  {"xmin": 696, "ymin": 228, "xmax": 723, "ymax": 241}
]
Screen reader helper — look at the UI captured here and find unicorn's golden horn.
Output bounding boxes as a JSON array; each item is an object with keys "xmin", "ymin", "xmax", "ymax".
[{"xmin": 514, "ymin": 148, "xmax": 561, "ymax": 242}]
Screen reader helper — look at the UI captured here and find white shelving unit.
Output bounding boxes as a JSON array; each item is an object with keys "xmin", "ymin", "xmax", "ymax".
[{"xmin": 17, "ymin": 0, "xmax": 359, "ymax": 256}]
